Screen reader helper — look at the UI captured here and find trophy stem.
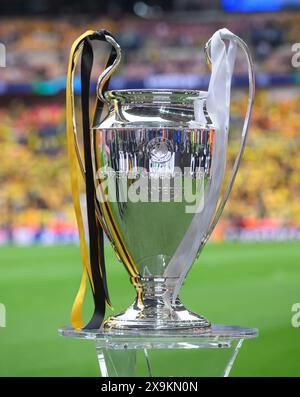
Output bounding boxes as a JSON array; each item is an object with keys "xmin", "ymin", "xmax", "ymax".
[{"xmin": 103, "ymin": 276, "xmax": 211, "ymax": 332}]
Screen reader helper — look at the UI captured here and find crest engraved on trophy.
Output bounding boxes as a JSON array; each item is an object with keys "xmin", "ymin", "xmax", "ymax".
[{"xmin": 147, "ymin": 137, "xmax": 174, "ymax": 164}]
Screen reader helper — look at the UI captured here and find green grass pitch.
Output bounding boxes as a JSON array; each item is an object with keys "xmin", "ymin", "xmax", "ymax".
[{"xmin": 0, "ymin": 241, "xmax": 299, "ymax": 376}]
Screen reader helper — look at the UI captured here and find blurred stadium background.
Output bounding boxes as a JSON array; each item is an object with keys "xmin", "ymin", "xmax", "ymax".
[{"xmin": 0, "ymin": 0, "xmax": 300, "ymax": 376}]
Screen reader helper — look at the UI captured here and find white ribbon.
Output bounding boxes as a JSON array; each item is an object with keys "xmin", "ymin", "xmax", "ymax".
[
  {"xmin": 164, "ymin": 29, "xmax": 237, "ymax": 303},
  {"xmin": 206, "ymin": 28, "xmax": 237, "ymax": 135}
]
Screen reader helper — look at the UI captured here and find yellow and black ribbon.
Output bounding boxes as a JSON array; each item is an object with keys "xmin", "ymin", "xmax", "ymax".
[{"xmin": 66, "ymin": 29, "xmax": 118, "ymax": 330}]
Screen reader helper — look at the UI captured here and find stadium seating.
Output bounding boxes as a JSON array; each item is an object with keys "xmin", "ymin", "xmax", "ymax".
[
  {"xmin": 0, "ymin": 89, "xmax": 299, "ymax": 243},
  {"xmin": 0, "ymin": 14, "xmax": 299, "ymax": 243},
  {"xmin": 0, "ymin": 13, "xmax": 298, "ymax": 85}
]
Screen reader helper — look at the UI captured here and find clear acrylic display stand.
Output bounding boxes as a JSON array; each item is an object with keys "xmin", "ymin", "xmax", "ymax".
[{"xmin": 59, "ymin": 324, "xmax": 258, "ymax": 377}]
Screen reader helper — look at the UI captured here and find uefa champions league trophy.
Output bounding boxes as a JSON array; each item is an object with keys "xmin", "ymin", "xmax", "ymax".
[{"xmin": 60, "ymin": 28, "xmax": 257, "ymax": 377}]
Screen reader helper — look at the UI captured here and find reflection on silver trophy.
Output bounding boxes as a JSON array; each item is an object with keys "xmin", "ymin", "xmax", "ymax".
[{"xmin": 68, "ymin": 28, "xmax": 254, "ymax": 332}]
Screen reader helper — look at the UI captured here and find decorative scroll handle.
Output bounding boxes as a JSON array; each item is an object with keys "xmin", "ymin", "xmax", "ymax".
[
  {"xmin": 201, "ymin": 31, "xmax": 255, "ymax": 248},
  {"xmin": 70, "ymin": 33, "xmax": 122, "ymax": 175},
  {"xmin": 68, "ymin": 31, "xmax": 123, "ymax": 262},
  {"xmin": 96, "ymin": 35, "xmax": 122, "ymax": 103}
]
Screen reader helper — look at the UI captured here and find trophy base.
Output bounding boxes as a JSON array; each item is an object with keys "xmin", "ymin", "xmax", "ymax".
[
  {"xmin": 59, "ymin": 324, "xmax": 258, "ymax": 376},
  {"xmin": 103, "ymin": 297, "xmax": 211, "ymax": 332}
]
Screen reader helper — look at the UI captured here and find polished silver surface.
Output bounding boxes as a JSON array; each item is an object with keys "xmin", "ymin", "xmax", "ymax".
[
  {"xmin": 96, "ymin": 35, "xmax": 122, "ymax": 103},
  {"xmin": 102, "ymin": 277, "xmax": 211, "ymax": 331},
  {"xmin": 94, "ymin": 128, "xmax": 214, "ymax": 277},
  {"xmin": 88, "ymin": 32, "xmax": 255, "ymax": 331},
  {"xmin": 91, "ymin": 90, "xmax": 220, "ymax": 330}
]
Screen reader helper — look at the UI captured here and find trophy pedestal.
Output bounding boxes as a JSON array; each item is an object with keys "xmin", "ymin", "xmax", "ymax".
[
  {"xmin": 59, "ymin": 324, "xmax": 258, "ymax": 377},
  {"xmin": 101, "ymin": 277, "xmax": 211, "ymax": 332},
  {"xmin": 102, "ymin": 295, "xmax": 211, "ymax": 331}
]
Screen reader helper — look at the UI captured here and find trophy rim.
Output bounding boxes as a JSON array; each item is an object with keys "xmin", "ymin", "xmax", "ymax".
[{"xmin": 104, "ymin": 88, "xmax": 207, "ymax": 103}]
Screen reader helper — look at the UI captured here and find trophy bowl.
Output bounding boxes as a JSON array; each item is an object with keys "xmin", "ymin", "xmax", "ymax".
[{"xmin": 92, "ymin": 89, "xmax": 215, "ymax": 331}]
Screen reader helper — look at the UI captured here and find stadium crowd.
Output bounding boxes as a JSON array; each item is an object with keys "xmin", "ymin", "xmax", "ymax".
[
  {"xmin": 0, "ymin": 89, "xmax": 299, "ymax": 244},
  {"xmin": 0, "ymin": 99, "xmax": 77, "ymax": 244},
  {"xmin": 0, "ymin": 12, "xmax": 298, "ymax": 85},
  {"xmin": 0, "ymin": 13, "xmax": 299, "ymax": 243}
]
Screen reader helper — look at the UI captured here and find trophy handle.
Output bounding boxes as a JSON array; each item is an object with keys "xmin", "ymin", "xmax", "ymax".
[
  {"xmin": 200, "ymin": 32, "xmax": 255, "ymax": 248},
  {"xmin": 96, "ymin": 35, "xmax": 122, "ymax": 103},
  {"xmin": 70, "ymin": 34, "xmax": 121, "ymax": 175},
  {"xmin": 68, "ymin": 31, "xmax": 125, "ymax": 270},
  {"xmin": 69, "ymin": 32, "xmax": 122, "ymax": 243},
  {"xmin": 168, "ymin": 31, "xmax": 255, "ymax": 305}
]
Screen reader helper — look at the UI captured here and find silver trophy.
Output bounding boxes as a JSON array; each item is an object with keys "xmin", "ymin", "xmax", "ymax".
[{"xmin": 70, "ymin": 29, "xmax": 254, "ymax": 332}]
